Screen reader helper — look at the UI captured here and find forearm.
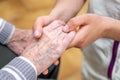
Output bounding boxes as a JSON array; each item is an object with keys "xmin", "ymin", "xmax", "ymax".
[
  {"xmin": 104, "ymin": 17, "xmax": 120, "ymax": 41},
  {"xmin": 50, "ymin": 0, "xmax": 85, "ymax": 22}
]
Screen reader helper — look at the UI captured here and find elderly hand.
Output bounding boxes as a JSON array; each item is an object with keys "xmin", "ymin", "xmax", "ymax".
[
  {"xmin": 22, "ymin": 20, "xmax": 75, "ymax": 75},
  {"xmin": 7, "ymin": 21, "xmax": 66, "ymax": 75},
  {"xmin": 34, "ymin": 19, "xmax": 66, "ymax": 74},
  {"xmin": 7, "ymin": 28, "xmax": 33, "ymax": 55}
]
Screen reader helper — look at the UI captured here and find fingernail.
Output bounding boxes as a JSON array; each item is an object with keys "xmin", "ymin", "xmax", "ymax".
[
  {"xmin": 34, "ymin": 30, "xmax": 41, "ymax": 37},
  {"xmin": 62, "ymin": 25, "xmax": 69, "ymax": 32}
]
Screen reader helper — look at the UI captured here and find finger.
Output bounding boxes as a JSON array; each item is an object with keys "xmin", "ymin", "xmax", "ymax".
[
  {"xmin": 69, "ymin": 25, "xmax": 90, "ymax": 48},
  {"xmin": 42, "ymin": 69, "xmax": 48, "ymax": 75},
  {"xmin": 54, "ymin": 60, "xmax": 59, "ymax": 66},
  {"xmin": 63, "ymin": 14, "xmax": 88, "ymax": 32},
  {"xmin": 50, "ymin": 32, "xmax": 67, "ymax": 55},
  {"xmin": 33, "ymin": 16, "xmax": 50, "ymax": 38},
  {"xmin": 63, "ymin": 31, "xmax": 76, "ymax": 46}
]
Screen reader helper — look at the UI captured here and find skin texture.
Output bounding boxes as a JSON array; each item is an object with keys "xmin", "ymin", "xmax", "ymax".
[
  {"xmin": 33, "ymin": 17, "xmax": 67, "ymax": 74},
  {"xmin": 21, "ymin": 20, "xmax": 75, "ymax": 75},
  {"xmin": 32, "ymin": 0, "xmax": 120, "ymax": 78},
  {"xmin": 7, "ymin": 21, "xmax": 66, "ymax": 74},
  {"xmin": 7, "ymin": 21, "xmax": 65, "ymax": 55},
  {"xmin": 7, "ymin": 29, "xmax": 33, "ymax": 55}
]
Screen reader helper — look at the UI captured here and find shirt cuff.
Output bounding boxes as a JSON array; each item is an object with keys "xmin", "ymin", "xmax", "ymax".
[
  {"xmin": 1, "ymin": 57, "xmax": 37, "ymax": 80},
  {"xmin": 0, "ymin": 18, "xmax": 15, "ymax": 44},
  {"xmin": 19, "ymin": 56, "xmax": 37, "ymax": 75}
]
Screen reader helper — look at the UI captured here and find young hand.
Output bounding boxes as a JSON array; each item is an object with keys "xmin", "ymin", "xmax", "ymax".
[{"xmin": 63, "ymin": 14, "xmax": 120, "ymax": 48}]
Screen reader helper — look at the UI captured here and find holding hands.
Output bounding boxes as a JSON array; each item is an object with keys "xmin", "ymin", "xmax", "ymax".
[
  {"xmin": 8, "ymin": 13, "xmax": 120, "ymax": 76},
  {"xmin": 7, "ymin": 20, "xmax": 75, "ymax": 75},
  {"xmin": 32, "ymin": 14, "xmax": 120, "ymax": 50}
]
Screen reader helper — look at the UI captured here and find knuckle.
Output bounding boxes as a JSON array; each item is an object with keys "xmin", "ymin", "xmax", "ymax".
[{"xmin": 50, "ymin": 42, "xmax": 58, "ymax": 49}]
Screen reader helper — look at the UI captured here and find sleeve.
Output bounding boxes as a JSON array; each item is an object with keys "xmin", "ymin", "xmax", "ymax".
[
  {"xmin": 0, "ymin": 56, "xmax": 37, "ymax": 80},
  {"xmin": 0, "ymin": 18, "xmax": 15, "ymax": 44}
]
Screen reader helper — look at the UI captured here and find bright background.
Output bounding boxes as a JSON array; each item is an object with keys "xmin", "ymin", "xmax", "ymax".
[{"xmin": 0, "ymin": 0, "xmax": 88, "ymax": 80}]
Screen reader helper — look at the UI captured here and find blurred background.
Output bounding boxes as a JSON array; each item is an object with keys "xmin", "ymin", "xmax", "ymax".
[{"xmin": 0, "ymin": 0, "xmax": 88, "ymax": 80}]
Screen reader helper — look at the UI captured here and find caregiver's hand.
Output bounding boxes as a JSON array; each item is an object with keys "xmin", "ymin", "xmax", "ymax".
[
  {"xmin": 33, "ymin": 16, "xmax": 65, "ymax": 38},
  {"xmin": 63, "ymin": 14, "xmax": 120, "ymax": 48},
  {"xmin": 22, "ymin": 20, "xmax": 75, "ymax": 75}
]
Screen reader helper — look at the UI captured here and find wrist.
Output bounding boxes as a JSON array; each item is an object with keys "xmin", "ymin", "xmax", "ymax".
[
  {"xmin": 49, "ymin": 8, "xmax": 76, "ymax": 23},
  {"xmin": 8, "ymin": 28, "xmax": 22, "ymax": 43},
  {"xmin": 7, "ymin": 28, "xmax": 32, "ymax": 55},
  {"xmin": 102, "ymin": 17, "xmax": 120, "ymax": 40},
  {"xmin": 49, "ymin": 0, "xmax": 84, "ymax": 23}
]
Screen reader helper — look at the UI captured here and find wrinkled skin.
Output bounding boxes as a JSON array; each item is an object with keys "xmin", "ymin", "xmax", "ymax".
[
  {"xmin": 7, "ymin": 29, "xmax": 33, "ymax": 55},
  {"xmin": 7, "ymin": 21, "xmax": 65, "ymax": 55},
  {"xmin": 21, "ymin": 20, "xmax": 75, "ymax": 75},
  {"xmin": 7, "ymin": 21, "xmax": 66, "ymax": 75}
]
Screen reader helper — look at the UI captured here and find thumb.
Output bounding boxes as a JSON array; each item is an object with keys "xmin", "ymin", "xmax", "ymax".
[
  {"xmin": 33, "ymin": 25, "xmax": 42, "ymax": 39},
  {"xmin": 63, "ymin": 15, "xmax": 87, "ymax": 32},
  {"xmin": 63, "ymin": 31, "xmax": 76, "ymax": 47},
  {"xmin": 68, "ymin": 25, "xmax": 89, "ymax": 48},
  {"xmin": 33, "ymin": 16, "xmax": 51, "ymax": 38}
]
